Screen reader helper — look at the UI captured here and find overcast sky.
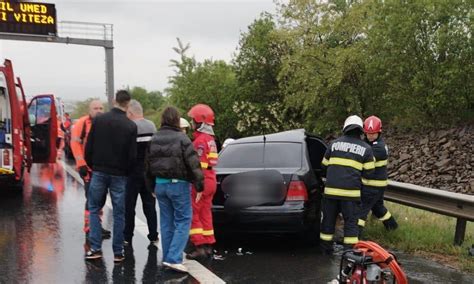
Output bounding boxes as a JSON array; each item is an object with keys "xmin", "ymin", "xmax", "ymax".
[{"xmin": 0, "ymin": 0, "xmax": 276, "ymax": 102}]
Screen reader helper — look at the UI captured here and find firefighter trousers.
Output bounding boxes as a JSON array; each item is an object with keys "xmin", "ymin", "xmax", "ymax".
[
  {"xmin": 320, "ymin": 197, "xmax": 359, "ymax": 245},
  {"xmin": 357, "ymin": 188, "xmax": 391, "ymax": 227},
  {"xmin": 190, "ymin": 173, "xmax": 217, "ymax": 246},
  {"xmin": 83, "ymin": 178, "xmax": 106, "ymax": 233}
]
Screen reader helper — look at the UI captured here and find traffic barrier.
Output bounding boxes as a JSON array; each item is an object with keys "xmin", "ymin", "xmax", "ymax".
[{"xmin": 385, "ymin": 180, "xmax": 474, "ymax": 245}]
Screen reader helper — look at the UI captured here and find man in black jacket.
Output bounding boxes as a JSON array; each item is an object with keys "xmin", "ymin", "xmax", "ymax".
[{"xmin": 85, "ymin": 90, "xmax": 137, "ymax": 262}]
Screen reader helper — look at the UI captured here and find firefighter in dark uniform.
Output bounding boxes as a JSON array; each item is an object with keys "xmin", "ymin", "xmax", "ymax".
[
  {"xmin": 357, "ymin": 116, "xmax": 398, "ymax": 236},
  {"xmin": 320, "ymin": 115, "xmax": 375, "ymax": 253}
]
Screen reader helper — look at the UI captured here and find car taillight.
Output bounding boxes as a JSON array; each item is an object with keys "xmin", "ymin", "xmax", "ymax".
[
  {"xmin": 3, "ymin": 149, "xmax": 10, "ymax": 167},
  {"xmin": 286, "ymin": 181, "xmax": 308, "ymax": 201}
]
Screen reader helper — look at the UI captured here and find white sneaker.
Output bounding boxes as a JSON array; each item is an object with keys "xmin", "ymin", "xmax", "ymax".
[
  {"xmin": 163, "ymin": 262, "xmax": 188, "ymax": 273},
  {"xmin": 150, "ymin": 239, "xmax": 159, "ymax": 248}
]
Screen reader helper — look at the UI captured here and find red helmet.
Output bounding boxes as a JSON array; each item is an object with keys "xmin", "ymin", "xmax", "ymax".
[
  {"xmin": 187, "ymin": 104, "xmax": 215, "ymax": 126},
  {"xmin": 364, "ymin": 115, "xmax": 382, "ymax": 134}
]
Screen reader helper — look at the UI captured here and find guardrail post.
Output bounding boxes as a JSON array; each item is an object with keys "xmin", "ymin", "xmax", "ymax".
[{"xmin": 454, "ymin": 218, "xmax": 467, "ymax": 246}]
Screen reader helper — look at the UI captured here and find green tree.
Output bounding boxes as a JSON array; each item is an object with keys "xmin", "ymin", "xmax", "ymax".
[
  {"xmin": 233, "ymin": 14, "xmax": 302, "ymax": 136},
  {"xmin": 167, "ymin": 39, "xmax": 240, "ymax": 140},
  {"xmin": 127, "ymin": 86, "xmax": 167, "ymax": 127}
]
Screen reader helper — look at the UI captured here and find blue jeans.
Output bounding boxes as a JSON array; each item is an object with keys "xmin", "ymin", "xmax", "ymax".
[
  {"xmin": 88, "ymin": 171, "xmax": 127, "ymax": 254},
  {"xmin": 155, "ymin": 182, "xmax": 192, "ymax": 264}
]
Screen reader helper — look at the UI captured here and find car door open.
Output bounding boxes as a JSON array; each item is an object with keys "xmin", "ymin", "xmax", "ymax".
[{"xmin": 28, "ymin": 95, "xmax": 58, "ymax": 163}]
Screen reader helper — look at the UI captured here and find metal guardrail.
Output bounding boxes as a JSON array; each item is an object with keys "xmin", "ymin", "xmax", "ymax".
[{"xmin": 385, "ymin": 180, "xmax": 474, "ymax": 245}]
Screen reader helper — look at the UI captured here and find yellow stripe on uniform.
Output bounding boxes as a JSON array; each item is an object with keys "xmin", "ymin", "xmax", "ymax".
[
  {"xmin": 344, "ymin": 236, "xmax": 359, "ymax": 244},
  {"xmin": 363, "ymin": 161, "xmax": 375, "ymax": 170},
  {"xmin": 379, "ymin": 211, "xmax": 392, "ymax": 221},
  {"xmin": 203, "ymin": 230, "xmax": 214, "ymax": 236},
  {"xmin": 361, "ymin": 178, "xmax": 388, "ymax": 187},
  {"xmin": 207, "ymin": 152, "xmax": 218, "ymax": 159},
  {"xmin": 0, "ymin": 168, "xmax": 15, "ymax": 175},
  {"xmin": 375, "ymin": 159, "xmax": 388, "ymax": 167},
  {"xmin": 324, "ymin": 187, "xmax": 361, "ymax": 198},
  {"xmin": 358, "ymin": 219, "xmax": 366, "ymax": 227},
  {"xmin": 322, "ymin": 157, "xmax": 329, "ymax": 166},
  {"xmin": 320, "ymin": 233, "xmax": 333, "ymax": 241},
  {"xmin": 190, "ymin": 228, "xmax": 203, "ymax": 235},
  {"xmin": 328, "ymin": 157, "xmax": 362, "ymax": 170},
  {"xmin": 200, "ymin": 162, "xmax": 209, "ymax": 169}
]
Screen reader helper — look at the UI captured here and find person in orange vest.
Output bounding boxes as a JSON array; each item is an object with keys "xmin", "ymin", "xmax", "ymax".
[
  {"xmin": 186, "ymin": 104, "xmax": 219, "ymax": 260},
  {"xmin": 70, "ymin": 99, "xmax": 110, "ymax": 237}
]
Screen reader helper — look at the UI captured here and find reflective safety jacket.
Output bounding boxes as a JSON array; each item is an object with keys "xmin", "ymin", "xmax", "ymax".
[
  {"xmin": 363, "ymin": 136, "xmax": 388, "ymax": 190},
  {"xmin": 70, "ymin": 115, "xmax": 92, "ymax": 169},
  {"xmin": 322, "ymin": 134, "xmax": 375, "ymax": 201},
  {"xmin": 193, "ymin": 132, "xmax": 218, "ymax": 171}
]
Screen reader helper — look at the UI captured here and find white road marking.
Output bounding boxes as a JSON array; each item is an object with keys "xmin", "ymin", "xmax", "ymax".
[{"xmin": 63, "ymin": 162, "xmax": 225, "ymax": 284}]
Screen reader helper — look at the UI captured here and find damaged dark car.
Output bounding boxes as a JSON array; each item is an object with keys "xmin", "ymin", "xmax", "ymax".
[{"xmin": 213, "ymin": 129, "xmax": 327, "ymax": 243}]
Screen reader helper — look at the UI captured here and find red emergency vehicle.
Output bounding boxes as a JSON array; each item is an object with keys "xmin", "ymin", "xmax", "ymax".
[{"xmin": 0, "ymin": 59, "xmax": 58, "ymax": 189}]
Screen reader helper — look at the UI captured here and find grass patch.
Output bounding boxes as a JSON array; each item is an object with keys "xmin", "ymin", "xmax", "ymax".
[{"xmin": 363, "ymin": 202, "xmax": 474, "ymax": 273}]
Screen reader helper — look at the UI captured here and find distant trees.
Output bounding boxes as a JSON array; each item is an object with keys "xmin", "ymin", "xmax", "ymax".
[{"xmin": 78, "ymin": 0, "xmax": 473, "ymax": 139}]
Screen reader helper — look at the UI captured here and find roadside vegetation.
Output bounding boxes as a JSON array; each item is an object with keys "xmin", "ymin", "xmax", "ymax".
[
  {"xmin": 364, "ymin": 202, "xmax": 474, "ymax": 273},
  {"xmin": 73, "ymin": 1, "xmax": 472, "ymax": 141}
]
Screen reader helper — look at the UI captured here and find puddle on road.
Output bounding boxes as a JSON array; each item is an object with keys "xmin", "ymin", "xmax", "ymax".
[{"xmin": 206, "ymin": 234, "xmax": 474, "ymax": 283}]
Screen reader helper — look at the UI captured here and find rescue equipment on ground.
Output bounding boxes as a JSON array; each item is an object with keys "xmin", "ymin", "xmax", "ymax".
[{"xmin": 335, "ymin": 241, "xmax": 407, "ymax": 284}]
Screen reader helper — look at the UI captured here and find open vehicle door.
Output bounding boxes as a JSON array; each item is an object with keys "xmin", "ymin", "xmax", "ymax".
[
  {"xmin": 15, "ymin": 77, "xmax": 32, "ymax": 170},
  {"xmin": 28, "ymin": 95, "xmax": 58, "ymax": 163}
]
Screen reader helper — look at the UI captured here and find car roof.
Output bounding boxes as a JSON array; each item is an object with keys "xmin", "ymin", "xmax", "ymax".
[{"xmin": 232, "ymin": 129, "xmax": 321, "ymax": 144}]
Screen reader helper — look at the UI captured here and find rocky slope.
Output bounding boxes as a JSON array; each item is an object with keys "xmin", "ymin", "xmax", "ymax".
[{"xmin": 385, "ymin": 124, "xmax": 473, "ymax": 195}]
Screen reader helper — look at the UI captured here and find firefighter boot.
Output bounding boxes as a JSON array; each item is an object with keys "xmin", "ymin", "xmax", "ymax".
[
  {"xmin": 186, "ymin": 245, "xmax": 208, "ymax": 260},
  {"xmin": 319, "ymin": 240, "xmax": 334, "ymax": 255},
  {"xmin": 383, "ymin": 216, "xmax": 398, "ymax": 231},
  {"xmin": 203, "ymin": 244, "xmax": 214, "ymax": 257}
]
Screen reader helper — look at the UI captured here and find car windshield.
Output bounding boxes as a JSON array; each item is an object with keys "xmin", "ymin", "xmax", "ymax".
[{"xmin": 217, "ymin": 142, "xmax": 302, "ymax": 169}]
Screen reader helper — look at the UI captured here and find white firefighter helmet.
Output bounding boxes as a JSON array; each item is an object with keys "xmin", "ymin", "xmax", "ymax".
[
  {"xmin": 343, "ymin": 115, "xmax": 363, "ymax": 133},
  {"xmin": 222, "ymin": 138, "xmax": 235, "ymax": 149},
  {"xmin": 180, "ymin": 117, "xmax": 190, "ymax": 129}
]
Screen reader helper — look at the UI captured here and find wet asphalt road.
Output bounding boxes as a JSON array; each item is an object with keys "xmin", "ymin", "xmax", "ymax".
[{"xmin": 1, "ymin": 161, "xmax": 473, "ymax": 283}]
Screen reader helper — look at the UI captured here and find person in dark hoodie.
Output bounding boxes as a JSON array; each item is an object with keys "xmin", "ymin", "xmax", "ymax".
[
  {"xmin": 320, "ymin": 115, "xmax": 375, "ymax": 253},
  {"xmin": 84, "ymin": 90, "xmax": 137, "ymax": 263},
  {"xmin": 145, "ymin": 106, "xmax": 203, "ymax": 273}
]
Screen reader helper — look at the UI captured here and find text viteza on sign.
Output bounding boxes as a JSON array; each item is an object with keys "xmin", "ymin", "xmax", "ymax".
[{"xmin": 0, "ymin": 2, "xmax": 55, "ymax": 25}]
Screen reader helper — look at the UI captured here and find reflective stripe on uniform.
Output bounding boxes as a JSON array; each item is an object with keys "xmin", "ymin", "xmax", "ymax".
[
  {"xmin": 0, "ymin": 168, "xmax": 15, "ymax": 175},
  {"xmin": 137, "ymin": 136, "xmax": 152, "ymax": 142},
  {"xmin": 328, "ymin": 157, "xmax": 363, "ymax": 170},
  {"xmin": 203, "ymin": 230, "xmax": 214, "ymax": 236},
  {"xmin": 190, "ymin": 228, "xmax": 203, "ymax": 235},
  {"xmin": 324, "ymin": 187, "xmax": 360, "ymax": 198},
  {"xmin": 322, "ymin": 157, "xmax": 329, "ymax": 166},
  {"xmin": 375, "ymin": 159, "xmax": 388, "ymax": 167},
  {"xmin": 344, "ymin": 236, "xmax": 358, "ymax": 244},
  {"xmin": 320, "ymin": 233, "xmax": 333, "ymax": 241},
  {"xmin": 200, "ymin": 162, "xmax": 209, "ymax": 169},
  {"xmin": 207, "ymin": 152, "xmax": 218, "ymax": 159},
  {"xmin": 71, "ymin": 137, "xmax": 82, "ymax": 143},
  {"xmin": 361, "ymin": 178, "xmax": 388, "ymax": 187},
  {"xmin": 379, "ymin": 211, "xmax": 392, "ymax": 221},
  {"xmin": 363, "ymin": 161, "xmax": 375, "ymax": 170},
  {"xmin": 358, "ymin": 219, "xmax": 366, "ymax": 227}
]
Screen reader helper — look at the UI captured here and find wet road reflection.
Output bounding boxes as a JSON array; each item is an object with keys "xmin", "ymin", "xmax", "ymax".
[
  {"xmin": 1, "ymin": 161, "xmax": 473, "ymax": 283},
  {"xmin": 0, "ymin": 161, "xmax": 195, "ymax": 284}
]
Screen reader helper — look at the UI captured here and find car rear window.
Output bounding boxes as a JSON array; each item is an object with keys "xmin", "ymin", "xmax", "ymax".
[{"xmin": 217, "ymin": 142, "xmax": 302, "ymax": 169}]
